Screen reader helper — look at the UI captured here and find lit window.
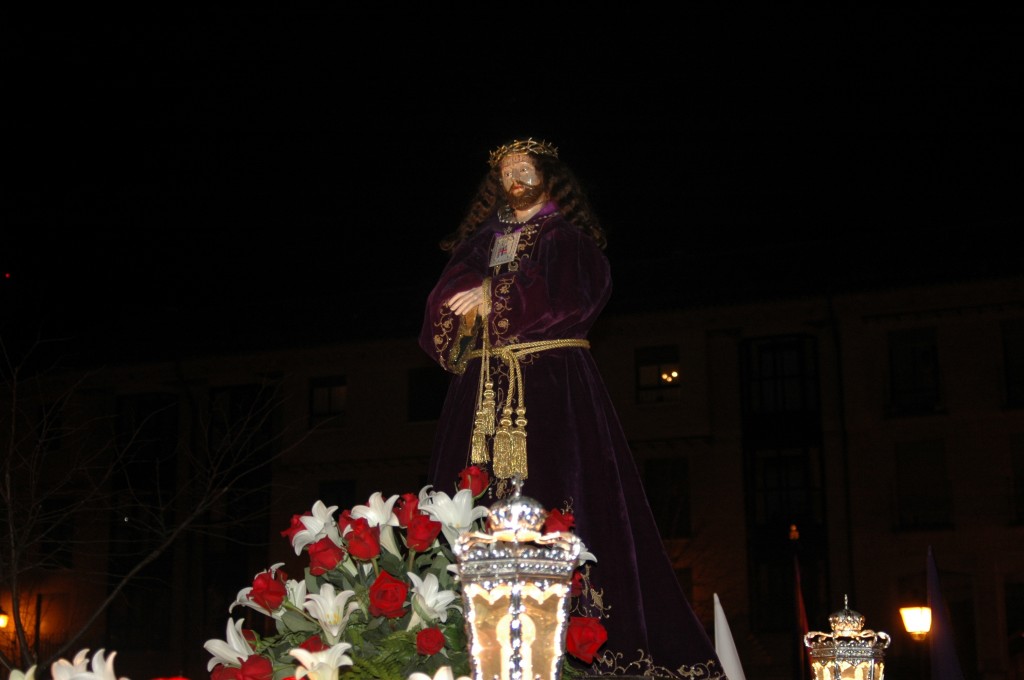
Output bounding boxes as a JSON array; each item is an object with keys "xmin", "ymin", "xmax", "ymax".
[{"xmin": 635, "ymin": 345, "xmax": 681, "ymax": 403}]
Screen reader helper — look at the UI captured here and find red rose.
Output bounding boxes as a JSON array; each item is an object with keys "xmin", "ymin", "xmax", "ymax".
[
  {"xmin": 211, "ymin": 664, "xmax": 239, "ymax": 680},
  {"xmin": 565, "ymin": 616, "xmax": 608, "ymax": 664},
  {"xmin": 416, "ymin": 627, "xmax": 446, "ymax": 656},
  {"xmin": 543, "ymin": 508, "xmax": 575, "ymax": 533},
  {"xmin": 458, "ymin": 465, "xmax": 490, "ymax": 497},
  {"xmin": 394, "ymin": 493, "xmax": 421, "ymax": 528},
  {"xmin": 368, "ymin": 571, "xmax": 408, "ymax": 618},
  {"xmin": 299, "ymin": 634, "xmax": 328, "ymax": 652},
  {"xmin": 280, "ymin": 513, "xmax": 311, "ymax": 542},
  {"xmin": 308, "ymin": 536, "xmax": 346, "ymax": 576},
  {"xmin": 248, "ymin": 566, "xmax": 288, "ymax": 610},
  {"xmin": 337, "ymin": 509, "xmax": 354, "ymax": 534},
  {"xmin": 346, "ymin": 517, "xmax": 381, "ymax": 560},
  {"xmin": 570, "ymin": 570, "xmax": 584, "ymax": 597},
  {"xmin": 238, "ymin": 655, "xmax": 273, "ymax": 680},
  {"xmin": 406, "ymin": 513, "xmax": 442, "ymax": 552}
]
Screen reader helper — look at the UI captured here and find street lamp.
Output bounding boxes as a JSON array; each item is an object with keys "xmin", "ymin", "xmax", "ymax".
[{"xmin": 899, "ymin": 606, "xmax": 931, "ymax": 641}]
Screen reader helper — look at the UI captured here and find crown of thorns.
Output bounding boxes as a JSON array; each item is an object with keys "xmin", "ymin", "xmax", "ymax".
[{"xmin": 488, "ymin": 138, "xmax": 559, "ymax": 168}]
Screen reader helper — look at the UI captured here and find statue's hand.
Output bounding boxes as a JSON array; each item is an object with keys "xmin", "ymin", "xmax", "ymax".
[{"xmin": 447, "ymin": 285, "xmax": 486, "ymax": 317}]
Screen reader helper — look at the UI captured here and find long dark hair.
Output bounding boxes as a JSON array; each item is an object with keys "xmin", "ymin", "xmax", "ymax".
[{"xmin": 440, "ymin": 153, "xmax": 607, "ymax": 251}]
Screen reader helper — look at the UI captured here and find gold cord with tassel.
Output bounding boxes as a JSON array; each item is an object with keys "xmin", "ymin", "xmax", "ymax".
[
  {"xmin": 469, "ymin": 279, "xmax": 493, "ymax": 465},
  {"xmin": 465, "ymin": 337, "xmax": 590, "ymax": 491}
]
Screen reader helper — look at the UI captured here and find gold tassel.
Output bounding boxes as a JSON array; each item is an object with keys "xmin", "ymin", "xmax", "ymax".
[
  {"xmin": 470, "ymin": 426, "xmax": 488, "ymax": 464},
  {"xmin": 470, "ymin": 403, "xmax": 490, "ymax": 464},
  {"xmin": 491, "ymin": 406, "xmax": 514, "ymax": 479},
  {"xmin": 480, "ymin": 380, "xmax": 496, "ymax": 436},
  {"xmin": 509, "ymin": 406, "xmax": 528, "ymax": 480}
]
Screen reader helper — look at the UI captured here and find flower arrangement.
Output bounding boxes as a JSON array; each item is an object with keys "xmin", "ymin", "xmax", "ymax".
[{"xmin": 205, "ymin": 466, "xmax": 606, "ymax": 680}]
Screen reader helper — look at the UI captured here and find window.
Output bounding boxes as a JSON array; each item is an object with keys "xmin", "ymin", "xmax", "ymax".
[
  {"xmin": 310, "ymin": 376, "xmax": 347, "ymax": 427},
  {"xmin": 750, "ymin": 447, "xmax": 821, "ymax": 526},
  {"xmin": 1006, "ymin": 579, "xmax": 1024, "ymax": 670},
  {"xmin": 200, "ymin": 384, "xmax": 279, "ymax": 647},
  {"xmin": 207, "ymin": 383, "xmax": 278, "ymax": 543},
  {"xmin": 740, "ymin": 335, "xmax": 827, "ymax": 634},
  {"xmin": 894, "ymin": 439, "xmax": 952, "ymax": 530},
  {"xmin": 1012, "ymin": 433, "xmax": 1024, "ymax": 525},
  {"xmin": 39, "ymin": 495, "xmax": 75, "ymax": 569},
  {"xmin": 745, "ymin": 445, "xmax": 827, "ymax": 633},
  {"xmin": 888, "ymin": 327, "xmax": 941, "ymax": 416},
  {"xmin": 643, "ymin": 457, "xmax": 691, "ymax": 538},
  {"xmin": 109, "ymin": 393, "xmax": 179, "ymax": 650},
  {"xmin": 741, "ymin": 335, "xmax": 820, "ymax": 416},
  {"xmin": 1003, "ymin": 319, "xmax": 1024, "ymax": 408},
  {"xmin": 635, "ymin": 345, "xmax": 681, "ymax": 403},
  {"xmin": 408, "ymin": 366, "xmax": 449, "ymax": 422},
  {"xmin": 674, "ymin": 567, "xmax": 693, "ymax": 605}
]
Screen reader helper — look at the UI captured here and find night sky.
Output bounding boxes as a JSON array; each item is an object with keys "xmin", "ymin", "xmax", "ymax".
[{"xmin": 5, "ymin": 8, "xmax": 1022, "ymax": 360}]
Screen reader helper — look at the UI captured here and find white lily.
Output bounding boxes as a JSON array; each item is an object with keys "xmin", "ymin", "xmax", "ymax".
[
  {"xmin": 51, "ymin": 649, "xmax": 127, "ymax": 680},
  {"xmin": 407, "ymin": 666, "xmax": 471, "ymax": 680},
  {"xmin": 10, "ymin": 665, "xmax": 37, "ymax": 680},
  {"xmin": 303, "ymin": 583, "xmax": 361, "ymax": 645},
  {"xmin": 288, "ymin": 642, "xmax": 353, "ymax": 680},
  {"xmin": 419, "ymin": 488, "xmax": 490, "ymax": 546},
  {"xmin": 203, "ymin": 618, "xmax": 253, "ymax": 671},
  {"xmin": 291, "ymin": 501, "xmax": 341, "ymax": 555},
  {"xmin": 350, "ymin": 491, "xmax": 402, "ymax": 556},
  {"xmin": 51, "ymin": 649, "xmax": 90, "ymax": 680},
  {"xmin": 407, "ymin": 571, "xmax": 460, "ymax": 629},
  {"xmin": 286, "ymin": 577, "xmax": 308, "ymax": 609}
]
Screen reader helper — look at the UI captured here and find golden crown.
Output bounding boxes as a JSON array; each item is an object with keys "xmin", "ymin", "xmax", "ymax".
[{"xmin": 488, "ymin": 138, "xmax": 559, "ymax": 168}]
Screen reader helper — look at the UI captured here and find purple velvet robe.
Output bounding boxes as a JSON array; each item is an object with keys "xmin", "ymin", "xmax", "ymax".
[{"xmin": 420, "ymin": 202, "xmax": 725, "ymax": 678}]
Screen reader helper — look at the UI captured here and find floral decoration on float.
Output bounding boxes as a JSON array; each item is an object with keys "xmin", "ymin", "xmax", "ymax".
[{"xmin": 203, "ymin": 466, "xmax": 605, "ymax": 680}]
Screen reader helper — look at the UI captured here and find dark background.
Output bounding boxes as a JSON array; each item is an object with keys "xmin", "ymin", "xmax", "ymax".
[{"xmin": 4, "ymin": 8, "xmax": 1021, "ymax": 360}]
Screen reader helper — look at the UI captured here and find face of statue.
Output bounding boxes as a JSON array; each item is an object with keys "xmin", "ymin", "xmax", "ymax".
[{"xmin": 500, "ymin": 153, "xmax": 546, "ymax": 210}]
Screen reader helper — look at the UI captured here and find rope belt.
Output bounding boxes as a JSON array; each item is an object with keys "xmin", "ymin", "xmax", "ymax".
[{"xmin": 464, "ymin": 337, "xmax": 591, "ymax": 489}]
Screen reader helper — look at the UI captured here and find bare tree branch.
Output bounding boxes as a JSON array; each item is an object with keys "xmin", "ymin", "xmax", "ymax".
[{"xmin": 1, "ymin": 338, "xmax": 314, "ymax": 672}]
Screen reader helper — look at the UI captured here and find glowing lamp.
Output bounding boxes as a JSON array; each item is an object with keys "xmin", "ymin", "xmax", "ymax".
[
  {"xmin": 804, "ymin": 595, "xmax": 890, "ymax": 680},
  {"xmin": 899, "ymin": 606, "xmax": 931, "ymax": 641},
  {"xmin": 454, "ymin": 478, "xmax": 581, "ymax": 680},
  {"xmin": 0, "ymin": 606, "xmax": 8, "ymax": 629}
]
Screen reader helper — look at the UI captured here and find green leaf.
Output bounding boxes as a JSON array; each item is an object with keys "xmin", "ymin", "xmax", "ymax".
[
  {"xmin": 378, "ymin": 550, "xmax": 405, "ymax": 576},
  {"xmin": 278, "ymin": 608, "xmax": 316, "ymax": 634}
]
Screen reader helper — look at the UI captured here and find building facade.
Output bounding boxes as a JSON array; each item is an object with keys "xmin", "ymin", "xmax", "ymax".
[{"xmin": 2, "ymin": 274, "xmax": 1022, "ymax": 680}]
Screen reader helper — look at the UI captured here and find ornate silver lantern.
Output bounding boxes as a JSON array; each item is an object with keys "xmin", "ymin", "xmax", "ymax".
[
  {"xmin": 453, "ymin": 479, "xmax": 582, "ymax": 680},
  {"xmin": 804, "ymin": 595, "xmax": 891, "ymax": 680}
]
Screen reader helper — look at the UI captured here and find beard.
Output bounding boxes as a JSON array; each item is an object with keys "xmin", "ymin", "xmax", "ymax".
[{"xmin": 505, "ymin": 182, "xmax": 546, "ymax": 210}]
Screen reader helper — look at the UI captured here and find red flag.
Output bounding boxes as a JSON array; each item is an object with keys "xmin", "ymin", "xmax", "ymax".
[{"xmin": 795, "ymin": 556, "xmax": 810, "ymax": 680}]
